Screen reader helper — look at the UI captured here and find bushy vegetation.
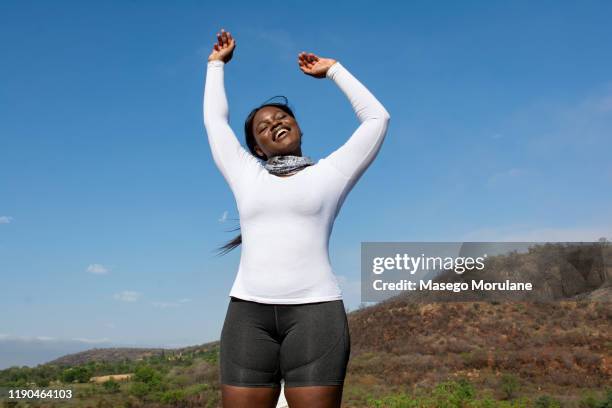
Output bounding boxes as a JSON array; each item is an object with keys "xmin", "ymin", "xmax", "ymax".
[
  {"xmin": 364, "ymin": 381, "xmax": 612, "ymax": 408},
  {"xmin": 0, "ymin": 345, "xmax": 221, "ymax": 407}
]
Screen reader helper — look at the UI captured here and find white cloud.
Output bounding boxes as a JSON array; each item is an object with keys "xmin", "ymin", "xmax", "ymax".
[
  {"xmin": 114, "ymin": 291, "xmax": 141, "ymax": 302},
  {"xmin": 71, "ymin": 337, "xmax": 111, "ymax": 344},
  {"xmin": 87, "ymin": 263, "xmax": 109, "ymax": 275},
  {"xmin": 152, "ymin": 298, "xmax": 192, "ymax": 309},
  {"xmin": 0, "ymin": 335, "xmax": 56, "ymax": 342},
  {"xmin": 218, "ymin": 210, "xmax": 228, "ymax": 223},
  {"xmin": 0, "ymin": 334, "xmax": 111, "ymax": 344},
  {"xmin": 35, "ymin": 336, "xmax": 56, "ymax": 341},
  {"xmin": 0, "ymin": 216, "xmax": 13, "ymax": 224},
  {"xmin": 152, "ymin": 301, "xmax": 180, "ymax": 309}
]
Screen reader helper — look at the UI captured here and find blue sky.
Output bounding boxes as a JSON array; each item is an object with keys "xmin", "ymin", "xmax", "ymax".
[{"xmin": 1, "ymin": 0, "xmax": 611, "ymax": 359}]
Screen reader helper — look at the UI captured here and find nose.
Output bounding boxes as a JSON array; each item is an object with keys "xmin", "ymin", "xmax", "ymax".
[{"xmin": 271, "ymin": 122, "xmax": 283, "ymax": 132}]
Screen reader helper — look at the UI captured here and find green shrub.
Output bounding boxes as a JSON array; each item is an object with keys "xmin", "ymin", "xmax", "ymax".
[
  {"xmin": 579, "ymin": 391, "xmax": 599, "ymax": 408},
  {"xmin": 500, "ymin": 374, "xmax": 520, "ymax": 400},
  {"xmin": 184, "ymin": 383, "xmax": 209, "ymax": 396},
  {"xmin": 61, "ymin": 366, "xmax": 92, "ymax": 383},
  {"xmin": 129, "ymin": 381, "xmax": 149, "ymax": 398},
  {"xmin": 197, "ymin": 347, "xmax": 220, "ymax": 365},
  {"xmin": 534, "ymin": 395, "xmax": 561, "ymax": 408},
  {"xmin": 366, "ymin": 393, "xmax": 416, "ymax": 408},
  {"xmin": 35, "ymin": 377, "xmax": 50, "ymax": 387},
  {"xmin": 102, "ymin": 378, "xmax": 121, "ymax": 393},
  {"xmin": 432, "ymin": 379, "xmax": 475, "ymax": 407},
  {"xmin": 596, "ymin": 389, "xmax": 612, "ymax": 408},
  {"xmin": 133, "ymin": 365, "xmax": 161, "ymax": 384},
  {"xmin": 159, "ymin": 389, "xmax": 187, "ymax": 404}
]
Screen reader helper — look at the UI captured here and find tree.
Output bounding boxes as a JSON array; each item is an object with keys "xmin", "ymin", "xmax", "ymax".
[
  {"xmin": 61, "ymin": 366, "xmax": 92, "ymax": 383},
  {"xmin": 102, "ymin": 378, "xmax": 120, "ymax": 393},
  {"xmin": 133, "ymin": 365, "xmax": 161, "ymax": 385}
]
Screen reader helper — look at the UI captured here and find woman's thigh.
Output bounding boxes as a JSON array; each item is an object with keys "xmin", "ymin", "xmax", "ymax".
[
  {"xmin": 220, "ymin": 297, "xmax": 283, "ymax": 387},
  {"xmin": 277, "ymin": 300, "xmax": 351, "ymax": 388}
]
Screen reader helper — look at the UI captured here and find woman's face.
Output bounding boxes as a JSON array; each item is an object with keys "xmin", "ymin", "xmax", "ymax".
[{"xmin": 252, "ymin": 106, "xmax": 302, "ymax": 159}]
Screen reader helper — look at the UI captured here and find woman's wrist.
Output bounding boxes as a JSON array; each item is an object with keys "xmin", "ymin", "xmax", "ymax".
[
  {"xmin": 326, "ymin": 61, "xmax": 341, "ymax": 79},
  {"xmin": 208, "ymin": 59, "xmax": 225, "ymax": 67}
]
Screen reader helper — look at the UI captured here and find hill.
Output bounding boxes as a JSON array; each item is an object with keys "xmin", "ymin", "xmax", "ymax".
[{"xmin": 44, "ymin": 341, "xmax": 220, "ymax": 367}]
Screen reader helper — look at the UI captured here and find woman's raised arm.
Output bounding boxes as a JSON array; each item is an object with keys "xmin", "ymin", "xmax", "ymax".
[
  {"xmin": 298, "ymin": 52, "xmax": 391, "ymax": 184},
  {"xmin": 203, "ymin": 29, "xmax": 261, "ymax": 191},
  {"xmin": 324, "ymin": 61, "xmax": 390, "ymax": 182}
]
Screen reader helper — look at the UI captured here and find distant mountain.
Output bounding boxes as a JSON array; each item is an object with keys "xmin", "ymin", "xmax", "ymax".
[
  {"xmin": 0, "ymin": 337, "xmax": 113, "ymax": 370},
  {"xmin": 45, "ymin": 341, "xmax": 219, "ymax": 367}
]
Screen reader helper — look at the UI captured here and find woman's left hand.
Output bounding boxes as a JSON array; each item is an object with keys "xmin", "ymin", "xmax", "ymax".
[{"xmin": 298, "ymin": 52, "xmax": 337, "ymax": 78}]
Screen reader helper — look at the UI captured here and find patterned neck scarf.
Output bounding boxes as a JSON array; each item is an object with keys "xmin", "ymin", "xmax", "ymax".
[{"xmin": 264, "ymin": 155, "xmax": 315, "ymax": 176}]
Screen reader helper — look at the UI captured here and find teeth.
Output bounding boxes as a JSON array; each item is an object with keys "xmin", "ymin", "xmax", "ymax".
[{"xmin": 275, "ymin": 128, "xmax": 288, "ymax": 140}]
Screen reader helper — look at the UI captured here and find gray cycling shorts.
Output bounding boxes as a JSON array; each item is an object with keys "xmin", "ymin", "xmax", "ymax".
[{"xmin": 219, "ymin": 297, "xmax": 351, "ymax": 388}]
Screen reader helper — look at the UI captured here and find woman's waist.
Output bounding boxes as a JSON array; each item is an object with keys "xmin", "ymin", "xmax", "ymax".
[
  {"xmin": 238, "ymin": 252, "xmax": 334, "ymax": 275},
  {"xmin": 240, "ymin": 229, "xmax": 330, "ymax": 255},
  {"xmin": 230, "ymin": 265, "xmax": 342, "ymax": 304}
]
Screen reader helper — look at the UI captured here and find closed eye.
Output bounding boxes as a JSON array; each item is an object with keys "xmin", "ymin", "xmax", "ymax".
[{"xmin": 256, "ymin": 113, "xmax": 287, "ymax": 134}]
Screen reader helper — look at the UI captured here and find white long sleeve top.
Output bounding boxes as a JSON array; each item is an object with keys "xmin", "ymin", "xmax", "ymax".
[{"xmin": 203, "ymin": 59, "xmax": 390, "ymax": 304}]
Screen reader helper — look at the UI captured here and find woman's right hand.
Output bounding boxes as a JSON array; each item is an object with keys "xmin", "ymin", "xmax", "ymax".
[
  {"xmin": 208, "ymin": 29, "xmax": 236, "ymax": 63},
  {"xmin": 298, "ymin": 52, "xmax": 337, "ymax": 78}
]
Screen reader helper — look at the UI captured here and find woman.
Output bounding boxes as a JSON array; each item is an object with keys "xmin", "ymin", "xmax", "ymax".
[{"xmin": 203, "ymin": 28, "xmax": 390, "ymax": 408}]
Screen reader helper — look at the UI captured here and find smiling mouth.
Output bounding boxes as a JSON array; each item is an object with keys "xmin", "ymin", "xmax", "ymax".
[{"xmin": 273, "ymin": 126, "xmax": 291, "ymax": 141}]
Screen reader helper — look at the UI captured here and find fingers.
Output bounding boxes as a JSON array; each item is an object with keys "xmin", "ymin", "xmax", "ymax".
[
  {"xmin": 214, "ymin": 28, "xmax": 235, "ymax": 51},
  {"xmin": 222, "ymin": 29, "xmax": 228, "ymax": 46},
  {"xmin": 298, "ymin": 52, "xmax": 309, "ymax": 65},
  {"xmin": 297, "ymin": 52, "xmax": 307, "ymax": 71},
  {"xmin": 216, "ymin": 33, "xmax": 223, "ymax": 49},
  {"xmin": 217, "ymin": 29, "xmax": 226, "ymax": 47},
  {"xmin": 298, "ymin": 51, "xmax": 319, "ymax": 75},
  {"xmin": 298, "ymin": 51, "xmax": 316, "ymax": 70}
]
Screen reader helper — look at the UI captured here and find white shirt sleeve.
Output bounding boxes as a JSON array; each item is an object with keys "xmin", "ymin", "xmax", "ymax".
[
  {"xmin": 323, "ymin": 62, "xmax": 391, "ymax": 185},
  {"xmin": 203, "ymin": 60, "xmax": 262, "ymax": 191}
]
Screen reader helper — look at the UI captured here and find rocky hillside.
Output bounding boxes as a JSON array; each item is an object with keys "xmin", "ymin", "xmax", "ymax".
[{"xmin": 344, "ymin": 299, "xmax": 611, "ymax": 404}]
